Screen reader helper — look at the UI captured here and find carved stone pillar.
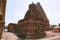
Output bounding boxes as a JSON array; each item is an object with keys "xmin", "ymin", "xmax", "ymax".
[{"xmin": 0, "ymin": 0, "xmax": 6, "ymax": 39}]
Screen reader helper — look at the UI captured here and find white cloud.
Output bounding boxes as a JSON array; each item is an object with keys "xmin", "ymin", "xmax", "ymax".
[{"xmin": 5, "ymin": 0, "xmax": 60, "ymax": 26}]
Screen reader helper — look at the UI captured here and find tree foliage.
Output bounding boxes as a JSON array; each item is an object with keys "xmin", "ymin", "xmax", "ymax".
[
  {"xmin": 58, "ymin": 23, "xmax": 60, "ymax": 26},
  {"xmin": 50, "ymin": 24, "xmax": 56, "ymax": 30}
]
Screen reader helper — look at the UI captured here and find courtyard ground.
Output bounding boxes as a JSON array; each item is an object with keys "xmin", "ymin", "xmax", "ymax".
[{"xmin": 1, "ymin": 31, "xmax": 60, "ymax": 40}]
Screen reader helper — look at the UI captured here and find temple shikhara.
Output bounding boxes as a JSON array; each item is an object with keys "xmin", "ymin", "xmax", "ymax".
[
  {"xmin": 8, "ymin": 2, "xmax": 50, "ymax": 39},
  {"xmin": 0, "ymin": 0, "xmax": 6, "ymax": 39}
]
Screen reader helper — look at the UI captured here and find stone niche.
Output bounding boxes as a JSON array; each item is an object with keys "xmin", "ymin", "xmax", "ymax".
[{"xmin": 17, "ymin": 2, "xmax": 50, "ymax": 39}]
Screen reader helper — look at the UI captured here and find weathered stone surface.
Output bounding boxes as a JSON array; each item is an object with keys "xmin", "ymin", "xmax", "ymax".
[
  {"xmin": 0, "ymin": 0, "xmax": 6, "ymax": 39},
  {"xmin": 17, "ymin": 2, "xmax": 50, "ymax": 39}
]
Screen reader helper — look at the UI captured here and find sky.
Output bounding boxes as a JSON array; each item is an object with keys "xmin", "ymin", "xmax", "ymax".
[{"xmin": 5, "ymin": 0, "xmax": 60, "ymax": 26}]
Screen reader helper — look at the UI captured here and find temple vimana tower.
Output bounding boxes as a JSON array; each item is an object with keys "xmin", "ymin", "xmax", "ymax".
[
  {"xmin": 8, "ymin": 2, "xmax": 50, "ymax": 39},
  {"xmin": 17, "ymin": 3, "xmax": 50, "ymax": 39},
  {"xmin": 0, "ymin": 0, "xmax": 6, "ymax": 39}
]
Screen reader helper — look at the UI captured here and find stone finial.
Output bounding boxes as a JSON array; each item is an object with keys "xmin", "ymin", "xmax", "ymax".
[
  {"xmin": 37, "ymin": 2, "xmax": 41, "ymax": 8},
  {"xmin": 32, "ymin": 2, "xmax": 34, "ymax": 4}
]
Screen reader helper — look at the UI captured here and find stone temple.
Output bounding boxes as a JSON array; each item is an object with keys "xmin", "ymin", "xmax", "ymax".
[
  {"xmin": 16, "ymin": 2, "xmax": 50, "ymax": 39},
  {"xmin": 7, "ymin": 2, "xmax": 50, "ymax": 39},
  {"xmin": 0, "ymin": 0, "xmax": 6, "ymax": 39},
  {"xmin": 8, "ymin": 23, "xmax": 17, "ymax": 33}
]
